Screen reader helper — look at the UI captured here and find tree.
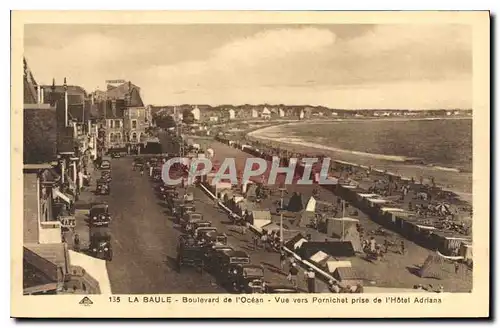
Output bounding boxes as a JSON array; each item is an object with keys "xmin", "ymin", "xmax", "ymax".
[
  {"xmin": 182, "ymin": 108, "xmax": 195, "ymax": 125},
  {"xmin": 155, "ymin": 114, "xmax": 176, "ymax": 130}
]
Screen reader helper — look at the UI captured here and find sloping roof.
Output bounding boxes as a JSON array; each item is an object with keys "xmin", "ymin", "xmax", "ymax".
[
  {"xmin": 102, "ymin": 82, "xmax": 144, "ymax": 107},
  {"xmin": 334, "ymin": 267, "xmax": 364, "ymax": 281},
  {"xmin": 23, "ymin": 57, "xmax": 38, "ymax": 104},
  {"xmin": 285, "ymin": 233, "xmax": 307, "ymax": 250},
  {"xmin": 23, "ymin": 106, "xmax": 58, "ymax": 164},
  {"xmin": 42, "ymin": 85, "xmax": 87, "ymax": 97},
  {"xmin": 251, "ymin": 210, "xmax": 271, "ymax": 221},
  {"xmin": 24, "ymin": 243, "xmax": 68, "ymax": 270},
  {"xmin": 298, "ymin": 241, "xmax": 356, "ymax": 258}
]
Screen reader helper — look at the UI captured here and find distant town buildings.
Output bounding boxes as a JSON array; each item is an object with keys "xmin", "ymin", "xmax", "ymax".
[{"xmin": 91, "ymin": 80, "xmax": 150, "ymax": 154}]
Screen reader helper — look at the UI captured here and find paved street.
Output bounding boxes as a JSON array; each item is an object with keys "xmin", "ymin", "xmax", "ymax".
[
  {"xmin": 102, "ymin": 132, "xmax": 320, "ymax": 293},
  {"xmin": 104, "ymin": 156, "xmax": 225, "ymax": 294}
]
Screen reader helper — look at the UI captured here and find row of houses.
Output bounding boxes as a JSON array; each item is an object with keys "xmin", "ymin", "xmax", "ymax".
[
  {"xmin": 150, "ymin": 104, "xmax": 472, "ymax": 123},
  {"xmin": 23, "ymin": 57, "xmax": 107, "ymax": 294},
  {"xmin": 21, "ymin": 59, "xmax": 156, "ymax": 294}
]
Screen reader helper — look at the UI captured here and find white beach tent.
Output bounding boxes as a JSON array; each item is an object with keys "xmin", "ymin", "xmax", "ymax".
[{"xmin": 305, "ymin": 196, "xmax": 317, "ymax": 212}]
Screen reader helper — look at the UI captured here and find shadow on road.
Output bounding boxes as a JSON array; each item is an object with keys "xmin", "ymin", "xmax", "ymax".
[
  {"xmin": 406, "ymin": 265, "xmax": 423, "ymax": 277},
  {"xmin": 261, "ymin": 261, "xmax": 286, "ymax": 276},
  {"xmin": 165, "ymin": 256, "xmax": 180, "ymax": 272}
]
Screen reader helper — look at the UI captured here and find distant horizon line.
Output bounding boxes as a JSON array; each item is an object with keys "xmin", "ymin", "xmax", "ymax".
[{"xmin": 147, "ymin": 104, "xmax": 473, "ymax": 111}]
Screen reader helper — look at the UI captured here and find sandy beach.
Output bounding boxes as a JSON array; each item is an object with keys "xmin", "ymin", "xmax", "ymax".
[{"xmin": 247, "ymin": 121, "xmax": 472, "ymax": 203}]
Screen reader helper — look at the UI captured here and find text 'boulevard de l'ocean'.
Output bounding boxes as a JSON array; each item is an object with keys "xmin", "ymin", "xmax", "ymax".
[{"xmin": 120, "ymin": 296, "xmax": 443, "ymax": 305}]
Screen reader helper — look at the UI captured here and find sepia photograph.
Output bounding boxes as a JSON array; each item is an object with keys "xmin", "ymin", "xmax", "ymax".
[{"xmin": 11, "ymin": 10, "xmax": 490, "ymax": 318}]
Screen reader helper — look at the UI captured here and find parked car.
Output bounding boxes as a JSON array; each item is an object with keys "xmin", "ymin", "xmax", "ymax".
[
  {"xmin": 88, "ymin": 227, "xmax": 112, "ymax": 261},
  {"xmin": 89, "ymin": 203, "xmax": 111, "ymax": 227}
]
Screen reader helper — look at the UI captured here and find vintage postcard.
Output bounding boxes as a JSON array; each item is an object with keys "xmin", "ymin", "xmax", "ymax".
[{"xmin": 11, "ymin": 11, "xmax": 490, "ymax": 318}]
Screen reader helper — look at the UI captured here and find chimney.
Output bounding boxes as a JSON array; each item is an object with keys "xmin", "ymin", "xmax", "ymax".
[
  {"xmin": 50, "ymin": 78, "xmax": 56, "ymax": 106},
  {"xmin": 64, "ymin": 77, "xmax": 68, "ymax": 127}
]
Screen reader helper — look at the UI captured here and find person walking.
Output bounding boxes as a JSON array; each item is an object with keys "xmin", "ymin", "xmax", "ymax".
[
  {"xmin": 240, "ymin": 222, "xmax": 247, "ymax": 235},
  {"xmin": 73, "ymin": 233, "xmax": 80, "ymax": 252},
  {"xmin": 454, "ymin": 262, "xmax": 460, "ymax": 274},
  {"xmin": 288, "ymin": 263, "xmax": 299, "ymax": 287},
  {"xmin": 253, "ymin": 235, "xmax": 259, "ymax": 250},
  {"xmin": 400, "ymin": 240, "xmax": 405, "ymax": 255},
  {"xmin": 261, "ymin": 233, "xmax": 268, "ymax": 251},
  {"xmin": 305, "ymin": 268, "xmax": 316, "ymax": 293},
  {"xmin": 280, "ymin": 251, "xmax": 287, "ymax": 270}
]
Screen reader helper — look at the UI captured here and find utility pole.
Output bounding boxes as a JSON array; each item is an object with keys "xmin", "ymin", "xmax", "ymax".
[
  {"xmin": 279, "ymin": 186, "xmax": 287, "ymax": 249},
  {"xmin": 341, "ymin": 199, "xmax": 346, "ymax": 241}
]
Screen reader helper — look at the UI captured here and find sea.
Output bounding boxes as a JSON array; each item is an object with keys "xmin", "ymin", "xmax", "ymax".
[{"xmin": 278, "ymin": 118, "xmax": 472, "ymax": 173}]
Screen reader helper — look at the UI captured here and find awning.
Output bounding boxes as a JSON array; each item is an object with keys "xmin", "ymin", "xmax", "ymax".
[
  {"xmin": 381, "ymin": 207, "xmax": 406, "ymax": 212},
  {"xmin": 416, "ymin": 224, "xmax": 436, "ymax": 230},
  {"xmin": 68, "ymin": 250, "xmax": 112, "ymax": 294},
  {"xmin": 358, "ymin": 193, "xmax": 379, "ymax": 198},
  {"xmin": 53, "ymin": 188, "xmax": 72, "ymax": 204},
  {"xmin": 367, "ymin": 198, "xmax": 388, "ymax": 204}
]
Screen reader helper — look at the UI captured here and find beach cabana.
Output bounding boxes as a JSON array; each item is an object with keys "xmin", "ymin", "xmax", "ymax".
[
  {"xmin": 249, "ymin": 210, "xmax": 272, "ymax": 228},
  {"xmin": 332, "ymin": 267, "xmax": 364, "ymax": 287},
  {"xmin": 325, "ymin": 260, "xmax": 352, "ymax": 274}
]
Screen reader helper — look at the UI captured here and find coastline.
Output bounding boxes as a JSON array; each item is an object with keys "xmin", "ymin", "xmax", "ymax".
[{"xmin": 247, "ymin": 119, "xmax": 472, "ymax": 202}]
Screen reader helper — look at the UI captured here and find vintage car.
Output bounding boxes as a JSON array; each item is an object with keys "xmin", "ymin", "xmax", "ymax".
[
  {"xmin": 226, "ymin": 264, "xmax": 265, "ymax": 294},
  {"xmin": 175, "ymin": 204, "xmax": 197, "ymax": 223},
  {"xmin": 89, "ymin": 203, "xmax": 111, "ymax": 227},
  {"xmin": 189, "ymin": 220, "xmax": 212, "ymax": 234},
  {"xmin": 152, "ymin": 167, "xmax": 162, "ymax": 181},
  {"xmin": 88, "ymin": 227, "xmax": 112, "ymax": 261},
  {"xmin": 176, "ymin": 234, "xmax": 205, "ymax": 272},
  {"xmin": 205, "ymin": 231, "xmax": 228, "ymax": 246},
  {"xmin": 193, "ymin": 226, "xmax": 218, "ymax": 242},
  {"xmin": 264, "ymin": 284, "xmax": 300, "ymax": 294},
  {"xmin": 100, "ymin": 156, "xmax": 112, "ymax": 170},
  {"xmin": 133, "ymin": 158, "xmax": 144, "ymax": 171},
  {"xmin": 110, "ymin": 152, "xmax": 121, "ymax": 159},
  {"xmin": 95, "ymin": 179, "xmax": 110, "ymax": 195},
  {"xmin": 210, "ymin": 250, "xmax": 259, "ymax": 290},
  {"xmin": 100, "ymin": 170, "xmax": 112, "ymax": 183},
  {"xmin": 158, "ymin": 183, "xmax": 176, "ymax": 193},
  {"xmin": 181, "ymin": 211, "xmax": 203, "ymax": 223},
  {"xmin": 209, "ymin": 249, "xmax": 250, "ymax": 272},
  {"xmin": 161, "ymin": 189, "xmax": 179, "ymax": 202}
]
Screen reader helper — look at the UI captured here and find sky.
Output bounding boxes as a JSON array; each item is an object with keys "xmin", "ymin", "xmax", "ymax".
[{"xmin": 24, "ymin": 24, "xmax": 472, "ymax": 109}]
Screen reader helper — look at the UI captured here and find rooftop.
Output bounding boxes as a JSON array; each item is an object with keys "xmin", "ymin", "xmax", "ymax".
[{"xmin": 23, "ymin": 173, "xmax": 39, "ymax": 243}]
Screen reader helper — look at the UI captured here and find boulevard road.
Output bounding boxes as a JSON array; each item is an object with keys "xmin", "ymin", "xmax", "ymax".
[{"xmin": 104, "ymin": 156, "xmax": 224, "ymax": 294}]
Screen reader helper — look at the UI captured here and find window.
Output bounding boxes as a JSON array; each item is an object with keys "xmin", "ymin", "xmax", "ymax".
[
  {"xmin": 132, "ymin": 120, "xmax": 137, "ymax": 129},
  {"xmin": 109, "ymin": 120, "xmax": 113, "ymax": 128},
  {"xmin": 115, "ymin": 120, "xmax": 121, "ymax": 128},
  {"xmin": 131, "ymin": 132, "xmax": 137, "ymax": 142}
]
